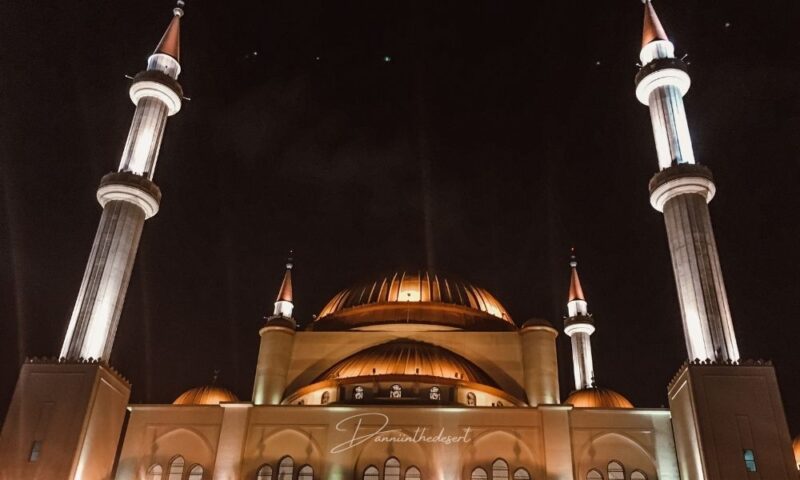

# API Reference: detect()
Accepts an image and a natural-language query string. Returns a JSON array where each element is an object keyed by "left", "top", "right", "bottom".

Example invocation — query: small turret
[{"left": 273, "top": 256, "right": 294, "bottom": 318}]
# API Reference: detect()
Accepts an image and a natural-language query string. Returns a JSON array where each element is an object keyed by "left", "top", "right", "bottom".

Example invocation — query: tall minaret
[
  {"left": 563, "top": 251, "right": 595, "bottom": 391},
  {"left": 253, "top": 257, "right": 298, "bottom": 405},
  {"left": 60, "top": 3, "right": 186, "bottom": 360},
  {"left": 636, "top": 0, "right": 739, "bottom": 362}
]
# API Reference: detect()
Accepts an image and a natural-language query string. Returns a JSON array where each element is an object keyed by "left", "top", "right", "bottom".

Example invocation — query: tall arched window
[
  {"left": 405, "top": 466, "right": 421, "bottom": 480},
  {"left": 512, "top": 468, "right": 530, "bottom": 480},
  {"left": 466, "top": 392, "right": 476, "bottom": 406},
  {"left": 364, "top": 465, "right": 380, "bottom": 480},
  {"left": 321, "top": 391, "right": 330, "bottom": 405},
  {"left": 607, "top": 461, "right": 624, "bottom": 480},
  {"left": 630, "top": 472, "right": 647, "bottom": 480},
  {"left": 187, "top": 465, "right": 203, "bottom": 480},
  {"left": 586, "top": 469, "right": 603, "bottom": 480},
  {"left": 279, "top": 457, "right": 294, "bottom": 480},
  {"left": 168, "top": 456, "right": 184, "bottom": 480},
  {"left": 385, "top": 458, "right": 401, "bottom": 480},
  {"left": 298, "top": 465, "right": 314, "bottom": 480},
  {"left": 257, "top": 465, "right": 273, "bottom": 480},
  {"left": 147, "top": 464, "right": 163, "bottom": 480},
  {"left": 492, "top": 460, "right": 509, "bottom": 480},
  {"left": 471, "top": 467, "right": 488, "bottom": 480}
]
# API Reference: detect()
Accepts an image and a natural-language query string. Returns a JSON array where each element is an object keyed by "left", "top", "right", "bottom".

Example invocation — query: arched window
[
  {"left": 187, "top": 465, "right": 203, "bottom": 480},
  {"left": 466, "top": 392, "right": 477, "bottom": 406},
  {"left": 278, "top": 457, "right": 294, "bottom": 480},
  {"left": 385, "top": 458, "right": 401, "bottom": 480},
  {"left": 607, "top": 461, "right": 624, "bottom": 480},
  {"left": 405, "top": 466, "right": 421, "bottom": 480},
  {"left": 743, "top": 450, "right": 757, "bottom": 472},
  {"left": 321, "top": 391, "right": 330, "bottom": 405},
  {"left": 364, "top": 466, "right": 380, "bottom": 480},
  {"left": 429, "top": 386, "right": 441, "bottom": 401},
  {"left": 390, "top": 384, "right": 402, "bottom": 399},
  {"left": 298, "top": 465, "right": 314, "bottom": 480},
  {"left": 495, "top": 401, "right": 504, "bottom": 407},
  {"left": 492, "top": 460, "right": 509, "bottom": 480},
  {"left": 354, "top": 386, "right": 365, "bottom": 400},
  {"left": 630, "top": 472, "right": 647, "bottom": 480},
  {"left": 168, "top": 456, "right": 184, "bottom": 480},
  {"left": 257, "top": 465, "right": 274, "bottom": 480},
  {"left": 512, "top": 468, "right": 530, "bottom": 480},
  {"left": 471, "top": 467, "right": 488, "bottom": 480},
  {"left": 586, "top": 469, "right": 603, "bottom": 480},
  {"left": 147, "top": 464, "right": 163, "bottom": 480}
]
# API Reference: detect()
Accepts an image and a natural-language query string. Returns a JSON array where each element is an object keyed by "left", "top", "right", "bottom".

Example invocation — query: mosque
[{"left": 0, "top": 2, "right": 798, "bottom": 480}]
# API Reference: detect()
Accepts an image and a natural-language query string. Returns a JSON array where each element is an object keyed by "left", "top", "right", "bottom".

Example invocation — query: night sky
[{"left": 2, "top": 1, "right": 800, "bottom": 433}]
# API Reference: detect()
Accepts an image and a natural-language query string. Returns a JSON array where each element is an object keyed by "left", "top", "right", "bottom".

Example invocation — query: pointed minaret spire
[
  {"left": 273, "top": 253, "right": 294, "bottom": 318},
  {"left": 567, "top": 249, "right": 588, "bottom": 316},
  {"left": 154, "top": 1, "right": 184, "bottom": 61},
  {"left": 635, "top": 2, "right": 739, "bottom": 362},
  {"left": 59, "top": 3, "right": 187, "bottom": 360},
  {"left": 563, "top": 249, "right": 596, "bottom": 391},
  {"left": 642, "top": 0, "right": 669, "bottom": 48}
]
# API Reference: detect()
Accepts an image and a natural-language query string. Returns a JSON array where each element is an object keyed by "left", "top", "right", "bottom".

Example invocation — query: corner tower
[
  {"left": 635, "top": 2, "right": 796, "bottom": 478},
  {"left": 253, "top": 257, "right": 298, "bottom": 405},
  {"left": 0, "top": 5, "right": 187, "bottom": 479}
]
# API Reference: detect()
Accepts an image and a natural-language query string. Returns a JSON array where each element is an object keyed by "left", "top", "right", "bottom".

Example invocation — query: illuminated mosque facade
[{"left": 1, "top": 2, "right": 798, "bottom": 480}]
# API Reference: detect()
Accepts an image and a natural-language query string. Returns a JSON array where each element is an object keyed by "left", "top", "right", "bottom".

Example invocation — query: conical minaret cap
[
  {"left": 642, "top": 0, "right": 669, "bottom": 48},
  {"left": 154, "top": 2, "right": 184, "bottom": 61},
  {"left": 276, "top": 259, "right": 293, "bottom": 303},
  {"left": 568, "top": 251, "right": 585, "bottom": 302}
]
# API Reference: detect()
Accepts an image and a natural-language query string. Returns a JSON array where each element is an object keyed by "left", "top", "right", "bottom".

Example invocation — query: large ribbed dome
[
  {"left": 312, "top": 270, "right": 514, "bottom": 331},
  {"left": 317, "top": 339, "right": 498, "bottom": 387}
]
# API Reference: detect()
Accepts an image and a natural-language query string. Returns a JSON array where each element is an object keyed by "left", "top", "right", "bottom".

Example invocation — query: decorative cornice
[
  {"left": 668, "top": 358, "right": 774, "bottom": 389},
  {"left": 24, "top": 356, "right": 131, "bottom": 387}
]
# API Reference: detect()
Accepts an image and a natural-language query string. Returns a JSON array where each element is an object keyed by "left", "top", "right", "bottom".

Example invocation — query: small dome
[
  {"left": 793, "top": 435, "right": 800, "bottom": 469},
  {"left": 565, "top": 387, "right": 634, "bottom": 409},
  {"left": 173, "top": 385, "right": 239, "bottom": 405},
  {"left": 318, "top": 339, "right": 498, "bottom": 387},
  {"left": 312, "top": 270, "right": 514, "bottom": 331}
]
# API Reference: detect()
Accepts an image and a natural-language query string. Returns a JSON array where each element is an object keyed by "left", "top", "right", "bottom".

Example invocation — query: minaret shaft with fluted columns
[
  {"left": 563, "top": 253, "right": 595, "bottom": 391},
  {"left": 636, "top": 0, "right": 739, "bottom": 362},
  {"left": 60, "top": 6, "right": 185, "bottom": 360}
]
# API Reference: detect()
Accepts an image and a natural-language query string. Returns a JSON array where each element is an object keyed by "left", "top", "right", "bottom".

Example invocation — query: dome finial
[
  {"left": 286, "top": 249, "right": 294, "bottom": 270},
  {"left": 212, "top": 368, "right": 220, "bottom": 385},
  {"left": 174, "top": 0, "right": 185, "bottom": 17}
]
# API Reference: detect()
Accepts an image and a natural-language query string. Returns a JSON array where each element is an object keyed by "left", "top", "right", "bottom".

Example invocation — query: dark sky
[{"left": 2, "top": 1, "right": 800, "bottom": 433}]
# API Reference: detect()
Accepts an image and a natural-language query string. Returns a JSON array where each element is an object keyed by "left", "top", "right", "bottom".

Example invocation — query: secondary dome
[
  {"left": 312, "top": 270, "right": 514, "bottom": 331},
  {"left": 318, "top": 339, "right": 498, "bottom": 387},
  {"left": 173, "top": 385, "right": 239, "bottom": 405},
  {"left": 565, "top": 387, "right": 634, "bottom": 409}
]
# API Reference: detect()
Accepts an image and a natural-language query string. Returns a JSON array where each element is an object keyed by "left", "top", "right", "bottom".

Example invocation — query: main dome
[{"left": 311, "top": 270, "right": 515, "bottom": 331}]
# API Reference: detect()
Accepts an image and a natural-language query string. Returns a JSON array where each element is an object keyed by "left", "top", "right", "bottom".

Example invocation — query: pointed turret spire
[
  {"left": 154, "top": 1, "right": 184, "bottom": 61},
  {"left": 568, "top": 250, "right": 585, "bottom": 302},
  {"left": 567, "top": 249, "right": 588, "bottom": 316},
  {"left": 273, "top": 253, "right": 295, "bottom": 318},
  {"left": 642, "top": 0, "right": 669, "bottom": 48}
]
